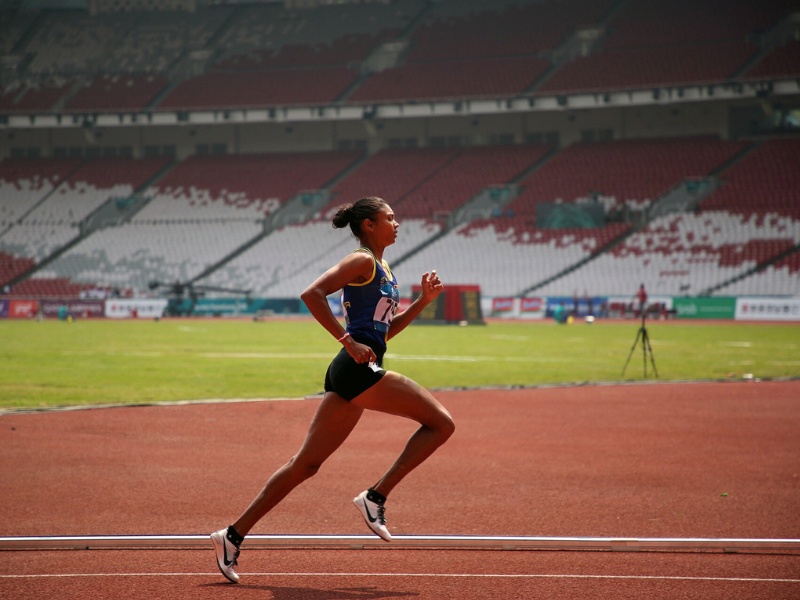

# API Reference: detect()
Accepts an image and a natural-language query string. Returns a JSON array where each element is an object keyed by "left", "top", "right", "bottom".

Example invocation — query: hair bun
[{"left": 332, "top": 204, "right": 353, "bottom": 229}]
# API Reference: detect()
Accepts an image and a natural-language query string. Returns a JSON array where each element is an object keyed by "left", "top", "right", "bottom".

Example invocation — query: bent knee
[{"left": 436, "top": 413, "right": 456, "bottom": 440}]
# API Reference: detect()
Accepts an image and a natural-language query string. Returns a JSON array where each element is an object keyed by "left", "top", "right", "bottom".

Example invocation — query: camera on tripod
[{"left": 622, "top": 302, "right": 658, "bottom": 378}]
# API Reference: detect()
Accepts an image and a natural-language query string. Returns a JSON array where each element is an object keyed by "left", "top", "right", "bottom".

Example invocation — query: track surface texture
[{"left": 1, "top": 380, "right": 799, "bottom": 599}]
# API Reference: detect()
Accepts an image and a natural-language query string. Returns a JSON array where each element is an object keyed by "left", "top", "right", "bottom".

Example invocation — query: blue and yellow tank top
[{"left": 342, "top": 248, "right": 399, "bottom": 353}]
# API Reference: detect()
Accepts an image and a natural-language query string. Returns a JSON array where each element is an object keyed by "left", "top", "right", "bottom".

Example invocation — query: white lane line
[{"left": 2, "top": 573, "right": 798, "bottom": 583}]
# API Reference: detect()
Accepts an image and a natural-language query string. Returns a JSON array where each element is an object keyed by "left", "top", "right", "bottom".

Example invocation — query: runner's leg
[
  {"left": 351, "top": 371, "right": 454, "bottom": 497},
  {"left": 232, "top": 392, "right": 363, "bottom": 536}
]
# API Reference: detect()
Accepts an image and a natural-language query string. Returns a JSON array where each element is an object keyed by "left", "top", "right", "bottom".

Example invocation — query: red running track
[{"left": 1, "top": 381, "right": 799, "bottom": 599}]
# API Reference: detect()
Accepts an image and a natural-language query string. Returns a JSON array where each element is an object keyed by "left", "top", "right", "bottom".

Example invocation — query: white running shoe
[
  {"left": 210, "top": 528, "right": 240, "bottom": 583},
  {"left": 353, "top": 490, "right": 392, "bottom": 542}
]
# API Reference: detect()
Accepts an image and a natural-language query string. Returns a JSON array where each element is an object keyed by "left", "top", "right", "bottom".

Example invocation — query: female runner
[{"left": 211, "top": 196, "right": 455, "bottom": 583}]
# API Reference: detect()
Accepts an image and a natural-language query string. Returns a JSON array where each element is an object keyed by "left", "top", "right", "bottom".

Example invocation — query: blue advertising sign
[{"left": 545, "top": 296, "right": 606, "bottom": 318}]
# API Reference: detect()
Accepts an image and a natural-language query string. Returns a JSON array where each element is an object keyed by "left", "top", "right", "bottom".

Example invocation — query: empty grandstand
[{"left": 1, "top": 0, "right": 799, "bottom": 315}]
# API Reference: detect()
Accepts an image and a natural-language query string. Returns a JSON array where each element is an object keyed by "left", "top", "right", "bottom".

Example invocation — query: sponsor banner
[
  {"left": 517, "top": 296, "right": 546, "bottom": 320},
  {"left": 492, "top": 297, "right": 515, "bottom": 314},
  {"left": 545, "top": 296, "right": 605, "bottom": 319},
  {"left": 520, "top": 297, "right": 544, "bottom": 314},
  {"left": 41, "top": 299, "right": 105, "bottom": 319},
  {"left": 164, "top": 298, "right": 301, "bottom": 317},
  {"left": 186, "top": 298, "right": 251, "bottom": 316},
  {"left": 736, "top": 297, "right": 800, "bottom": 321},
  {"left": 486, "top": 296, "right": 546, "bottom": 320},
  {"left": 673, "top": 297, "right": 736, "bottom": 319},
  {"left": 105, "top": 299, "right": 168, "bottom": 319},
  {"left": 0, "top": 299, "right": 8, "bottom": 318},
  {"left": 9, "top": 299, "right": 38, "bottom": 318}
]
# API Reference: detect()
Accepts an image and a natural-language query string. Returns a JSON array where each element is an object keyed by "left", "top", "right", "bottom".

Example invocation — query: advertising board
[{"left": 736, "top": 297, "right": 800, "bottom": 321}]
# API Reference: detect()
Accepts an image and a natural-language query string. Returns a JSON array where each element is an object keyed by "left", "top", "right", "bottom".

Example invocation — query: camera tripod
[{"left": 621, "top": 310, "right": 658, "bottom": 378}]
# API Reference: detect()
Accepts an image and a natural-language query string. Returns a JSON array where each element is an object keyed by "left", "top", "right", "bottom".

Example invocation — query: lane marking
[{"left": 1, "top": 572, "right": 798, "bottom": 583}]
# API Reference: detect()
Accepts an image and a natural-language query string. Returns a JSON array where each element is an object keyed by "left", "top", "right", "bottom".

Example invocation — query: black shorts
[{"left": 324, "top": 347, "right": 386, "bottom": 401}]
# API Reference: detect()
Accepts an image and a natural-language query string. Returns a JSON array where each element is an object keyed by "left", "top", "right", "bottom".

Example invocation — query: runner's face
[{"left": 371, "top": 204, "right": 398, "bottom": 246}]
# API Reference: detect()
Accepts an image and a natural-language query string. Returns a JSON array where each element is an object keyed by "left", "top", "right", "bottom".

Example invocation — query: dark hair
[{"left": 332, "top": 196, "right": 386, "bottom": 238}]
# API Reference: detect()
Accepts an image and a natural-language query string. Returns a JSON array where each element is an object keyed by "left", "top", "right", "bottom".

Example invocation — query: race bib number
[{"left": 372, "top": 296, "right": 398, "bottom": 333}]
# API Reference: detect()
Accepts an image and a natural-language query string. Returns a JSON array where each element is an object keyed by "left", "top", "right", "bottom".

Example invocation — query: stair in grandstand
[
  {"left": 701, "top": 243, "right": 800, "bottom": 296},
  {"left": 452, "top": 184, "right": 520, "bottom": 226},
  {"left": 80, "top": 192, "right": 150, "bottom": 234},
  {"left": 337, "top": 1, "right": 431, "bottom": 104},
  {"left": 8, "top": 10, "right": 45, "bottom": 56},
  {"left": 391, "top": 225, "right": 451, "bottom": 271},
  {"left": 10, "top": 160, "right": 85, "bottom": 225},
  {"left": 524, "top": 0, "right": 624, "bottom": 94},
  {"left": 648, "top": 177, "right": 720, "bottom": 220},
  {"left": 80, "top": 158, "right": 176, "bottom": 233},
  {"left": 4, "top": 229, "right": 88, "bottom": 291},
  {"left": 519, "top": 224, "right": 636, "bottom": 296},
  {"left": 731, "top": 10, "right": 799, "bottom": 79},
  {"left": 51, "top": 79, "right": 86, "bottom": 113},
  {"left": 269, "top": 190, "right": 331, "bottom": 229},
  {"left": 189, "top": 227, "right": 269, "bottom": 288}
]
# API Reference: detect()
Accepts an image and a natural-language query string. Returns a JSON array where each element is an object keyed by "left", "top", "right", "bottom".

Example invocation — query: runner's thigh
[{"left": 351, "top": 371, "right": 452, "bottom": 427}]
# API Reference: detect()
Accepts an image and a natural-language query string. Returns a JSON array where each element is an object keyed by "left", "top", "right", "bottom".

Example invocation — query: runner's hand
[
  {"left": 420, "top": 269, "right": 443, "bottom": 300},
  {"left": 343, "top": 337, "right": 377, "bottom": 364}
]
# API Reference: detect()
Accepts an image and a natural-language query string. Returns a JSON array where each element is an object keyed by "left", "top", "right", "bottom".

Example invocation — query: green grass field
[{"left": 2, "top": 317, "right": 799, "bottom": 409}]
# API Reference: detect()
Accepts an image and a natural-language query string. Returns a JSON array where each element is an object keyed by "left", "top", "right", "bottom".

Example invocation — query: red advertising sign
[
  {"left": 492, "top": 297, "right": 514, "bottom": 312},
  {"left": 520, "top": 297, "right": 543, "bottom": 313},
  {"left": 9, "top": 300, "right": 38, "bottom": 318}
]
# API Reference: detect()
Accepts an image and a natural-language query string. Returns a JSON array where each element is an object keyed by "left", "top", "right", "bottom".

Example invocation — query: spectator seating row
[
  {"left": 12, "top": 151, "right": 361, "bottom": 293},
  {"left": 0, "top": 78, "right": 73, "bottom": 113},
  {"left": 0, "top": 158, "right": 83, "bottom": 225},
  {"left": 35, "top": 221, "right": 263, "bottom": 294},
  {"left": 408, "top": 0, "right": 616, "bottom": 61},
  {"left": 0, "top": 157, "right": 170, "bottom": 287},
  {"left": 198, "top": 218, "right": 443, "bottom": 298},
  {"left": 398, "top": 221, "right": 619, "bottom": 297},
  {"left": 23, "top": 12, "right": 127, "bottom": 77},
  {"left": 395, "top": 144, "right": 552, "bottom": 219},
  {"left": 0, "top": 251, "right": 35, "bottom": 287},
  {"left": 508, "top": 137, "right": 749, "bottom": 216},
  {"left": 701, "top": 138, "right": 800, "bottom": 217},
  {"left": 538, "top": 0, "right": 791, "bottom": 94},
  {"left": 603, "top": 0, "right": 786, "bottom": 48},
  {"left": 216, "top": 35, "right": 385, "bottom": 70},
  {"left": 719, "top": 251, "right": 800, "bottom": 296},
  {"left": 347, "top": 0, "right": 614, "bottom": 103},
  {"left": 536, "top": 211, "right": 800, "bottom": 297},
  {"left": 323, "top": 146, "right": 461, "bottom": 218},
  {"left": 0, "top": 9, "right": 36, "bottom": 55},
  {"left": 214, "top": 0, "right": 421, "bottom": 67},
  {"left": 348, "top": 56, "right": 551, "bottom": 104},
  {"left": 140, "top": 152, "right": 362, "bottom": 222},
  {"left": 744, "top": 40, "right": 800, "bottom": 80},
  {"left": 6, "top": 276, "right": 95, "bottom": 298},
  {"left": 161, "top": 1, "right": 423, "bottom": 109},
  {"left": 537, "top": 40, "right": 758, "bottom": 94},
  {"left": 98, "top": 9, "right": 226, "bottom": 74},
  {"left": 3, "top": 138, "right": 799, "bottom": 299},
  {"left": 158, "top": 67, "right": 360, "bottom": 110},
  {"left": 65, "top": 74, "right": 170, "bottom": 112},
  {"left": 3, "top": 0, "right": 798, "bottom": 112},
  {"left": 1, "top": 223, "right": 82, "bottom": 266}
]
